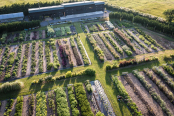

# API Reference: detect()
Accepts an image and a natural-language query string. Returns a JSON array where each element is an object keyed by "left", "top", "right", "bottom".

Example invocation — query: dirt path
[
  {"left": 22, "top": 96, "right": 29, "bottom": 116},
  {"left": 50, "top": 45, "right": 54, "bottom": 71},
  {"left": 33, "top": 94, "right": 36, "bottom": 116},
  {"left": 65, "top": 88, "right": 72, "bottom": 116},
  {"left": 0, "top": 100, "right": 6, "bottom": 116},
  {"left": 141, "top": 72, "right": 174, "bottom": 115},
  {"left": 43, "top": 41, "right": 47, "bottom": 72},
  {"left": 26, "top": 43, "right": 32, "bottom": 76},
  {"left": 34, "top": 42, "right": 39, "bottom": 74},
  {"left": 128, "top": 73, "right": 165, "bottom": 116},
  {"left": 74, "top": 39, "right": 85, "bottom": 65},
  {"left": 61, "top": 40, "right": 70, "bottom": 68},
  {"left": 46, "top": 92, "right": 53, "bottom": 116},
  {"left": 42, "top": 30, "right": 46, "bottom": 39},
  {"left": 10, "top": 99, "right": 17, "bottom": 116},
  {"left": 118, "top": 76, "right": 151, "bottom": 116},
  {"left": 55, "top": 40, "right": 63, "bottom": 69},
  {"left": 67, "top": 38, "right": 77, "bottom": 67},
  {"left": 0, "top": 47, "right": 5, "bottom": 65},
  {"left": 17, "top": 44, "right": 25, "bottom": 78}
]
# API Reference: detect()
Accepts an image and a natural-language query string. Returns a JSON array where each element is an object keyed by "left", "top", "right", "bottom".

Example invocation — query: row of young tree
[
  {"left": 0, "top": 0, "right": 63, "bottom": 16},
  {"left": 0, "top": 20, "right": 40, "bottom": 33},
  {"left": 109, "top": 12, "right": 174, "bottom": 35}
]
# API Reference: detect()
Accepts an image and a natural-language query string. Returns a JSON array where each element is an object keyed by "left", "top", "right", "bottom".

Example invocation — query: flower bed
[
  {"left": 70, "top": 37, "right": 82, "bottom": 66},
  {"left": 54, "top": 87, "right": 70, "bottom": 116},
  {"left": 58, "top": 40, "right": 67, "bottom": 67},
  {"left": 55, "top": 28, "right": 61, "bottom": 37},
  {"left": 122, "top": 45, "right": 133, "bottom": 56},
  {"left": 98, "top": 33, "right": 119, "bottom": 59},
  {"left": 88, "top": 24, "right": 98, "bottom": 32},
  {"left": 74, "top": 37, "right": 90, "bottom": 65},
  {"left": 96, "top": 24, "right": 104, "bottom": 31},
  {"left": 114, "top": 28, "right": 136, "bottom": 51},
  {"left": 152, "top": 66, "right": 174, "bottom": 90},
  {"left": 45, "top": 41, "right": 51, "bottom": 70},
  {"left": 38, "top": 41, "right": 43, "bottom": 73},
  {"left": 163, "top": 65, "right": 174, "bottom": 77},
  {"left": 143, "top": 68, "right": 174, "bottom": 105},
  {"left": 81, "top": 24, "right": 88, "bottom": 33},
  {"left": 109, "top": 31, "right": 123, "bottom": 46},
  {"left": 74, "top": 83, "right": 94, "bottom": 116},
  {"left": 65, "top": 26, "right": 71, "bottom": 35},
  {"left": 103, "top": 32, "right": 123, "bottom": 55},
  {"left": 61, "top": 27, "right": 65, "bottom": 36},
  {"left": 64, "top": 44, "right": 73, "bottom": 67},
  {"left": 47, "top": 26, "right": 55, "bottom": 38},
  {"left": 36, "top": 91, "right": 47, "bottom": 116},
  {"left": 4, "top": 99, "right": 14, "bottom": 116},
  {"left": 14, "top": 96, "right": 23, "bottom": 116},
  {"left": 67, "top": 85, "right": 80, "bottom": 116},
  {"left": 132, "top": 70, "right": 172, "bottom": 116},
  {"left": 86, "top": 34, "right": 104, "bottom": 62},
  {"left": 93, "top": 34, "right": 112, "bottom": 60},
  {"left": 21, "top": 43, "right": 29, "bottom": 76}
]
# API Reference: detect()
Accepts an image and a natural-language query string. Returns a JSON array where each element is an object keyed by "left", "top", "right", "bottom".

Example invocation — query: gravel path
[
  {"left": 43, "top": 41, "right": 47, "bottom": 72},
  {"left": 0, "top": 100, "right": 6, "bottom": 116},
  {"left": 142, "top": 72, "right": 174, "bottom": 115},
  {"left": 22, "top": 96, "right": 29, "bottom": 116},
  {"left": 35, "top": 42, "right": 39, "bottom": 74},
  {"left": 26, "top": 43, "right": 32, "bottom": 76},
  {"left": 128, "top": 73, "right": 166, "bottom": 116},
  {"left": 118, "top": 76, "right": 151, "bottom": 116},
  {"left": 17, "top": 44, "right": 25, "bottom": 78}
]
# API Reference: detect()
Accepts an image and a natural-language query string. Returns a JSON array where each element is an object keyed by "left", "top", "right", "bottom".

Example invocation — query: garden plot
[
  {"left": 92, "top": 34, "right": 113, "bottom": 60},
  {"left": 88, "top": 24, "right": 99, "bottom": 32},
  {"left": 0, "top": 47, "right": 6, "bottom": 65},
  {"left": 70, "top": 25, "right": 77, "bottom": 35},
  {"left": 55, "top": 28, "right": 61, "bottom": 37},
  {"left": 49, "top": 43, "right": 54, "bottom": 71},
  {"left": 34, "top": 42, "right": 39, "bottom": 74},
  {"left": 55, "top": 40, "right": 63, "bottom": 69},
  {"left": 91, "top": 80, "right": 115, "bottom": 116},
  {"left": 42, "top": 41, "right": 47, "bottom": 72},
  {"left": 26, "top": 43, "right": 32, "bottom": 76},
  {"left": 101, "top": 23, "right": 110, "bottom": 30},
  {"left": 13, "top": 33, "right": 19, "bottom": 43}
]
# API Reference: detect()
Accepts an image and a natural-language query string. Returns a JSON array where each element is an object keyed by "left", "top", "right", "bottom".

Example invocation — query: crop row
[
  {"left": 50, "top": 39, "right": 60, "bottom": 69},
  {"left": 114, "top": 28, "right": 136, "bottom": 51},
  {"left": 67, "top": 85, "right": 80, "bottom": 116},
  {"left": 111, "top": 75, "right": 142, "bottom": 116},
  {"left": 152, "top": 66, "right": 174, "bottom": 90},
  {"left": 88, "top": 24, "right": 98, "bottom": 32},
  {"left": 96, "top": 24, "right": 104, "bottom": 31},
  {"left": 54, "top": 87, "right": 70, "bottom": 116},
  {"left": 98, "top": 33, "right": 119, "bottom": 59},
  {"left": 4, "top": 99, "right": 14, "bottom": 116},
  {"left": 87, "top": 34, "right": 104, "bottom": 61},
  {"left": 55, "top": 28, "right": 61, "bottom": 37},
  {"left": 65, "top": 26, "right": 71, "bottom": 35},
  {"left": 31, "top": 41, "right": 36, "bottom": 75},
  {"left": 65, "top": 43, "right": 74, "bottom": 67},
  {"left": 74, "top": 37, "right": 90, "bottom": 65},
  {"left": 14, "top": 96, "right": 23, "bottom": 116},
  {"left": 104, "top": 32, "right": 123, "bottom": 55},
  {"left": 45, "top": 41, "right": 52, "bottom": 70},
  {"left": 132, "top": 70, "right": 172, "bottom": 116},
  {"left": 21, "top": 43, "right": 29, "bottom": 76},
  {"left": 28, "top": 94, "right": 34, "bottom": 116},
  {"left": 36, "top": 91, "right": 47, "bottom": 116},
  {"left": 81, "top": 24, "right": 88, "bottom": 33},
  {"left": 70, "top": 37, "right": 83, "bottom": 66},
  {"left": 38, "top": 41, "right": 43, "bottom": 73},
  {"left": 93, "top": 34, "right": 112, "bottom": 60},
  {"left": 74, "top": 83, "right": 94, "bottom": 116},
  {"left": 122, "top": 45, "right": 133, "bottom": 56},
  {"left": 47, "top": 91, "right": 56, "bottom": 115},
  {"left": 143, "top": 68, "right": 174, "bottom": 104},
  {"left": 163, "top": 65, "right": 174, "bottom": 77},
  {"left": 12, "top": 45, "right": 22, "bottom": 77},
  {"left": 58, "top": 40, "right": 67, "bottom": 67}
]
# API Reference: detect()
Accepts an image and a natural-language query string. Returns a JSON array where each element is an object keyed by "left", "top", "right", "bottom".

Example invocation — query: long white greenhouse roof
[
  {"left": 0, "top": 12, "right": 24, "bottom": 20},
  {"left": 29, "top": 1, "right": 104, "bottom": 13}
]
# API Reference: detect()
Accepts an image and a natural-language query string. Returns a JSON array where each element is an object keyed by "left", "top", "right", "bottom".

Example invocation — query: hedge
[{"left": 0, "top": 20, "right": 40, "bottom": 34}]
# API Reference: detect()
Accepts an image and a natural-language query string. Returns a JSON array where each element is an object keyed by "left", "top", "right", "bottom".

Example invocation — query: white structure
[{"left": 0, "top": 12, "right": 24, "bottom": 23}]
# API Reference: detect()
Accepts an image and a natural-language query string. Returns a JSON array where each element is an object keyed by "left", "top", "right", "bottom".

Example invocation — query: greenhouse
[{"left": 0, "top": 12, "right": 24, "bottom": 23}]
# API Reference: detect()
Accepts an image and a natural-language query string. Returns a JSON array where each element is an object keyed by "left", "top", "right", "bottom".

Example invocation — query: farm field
[
  {"left": 0, "top": 80, "right": 114, "bottom": 116},
  {"left": 0, "top": 20, "right": 174, "bottom": 116}
]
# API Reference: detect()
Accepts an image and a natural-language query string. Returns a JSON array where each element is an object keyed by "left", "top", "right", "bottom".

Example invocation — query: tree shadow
[{"left": 0, "top": 90, "right": 20, "bottom": 100}]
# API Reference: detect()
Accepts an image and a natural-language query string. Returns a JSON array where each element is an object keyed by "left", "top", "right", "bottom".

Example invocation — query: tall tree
[{"left": 163, "top": 9, "right": 174, "bottom": 23}]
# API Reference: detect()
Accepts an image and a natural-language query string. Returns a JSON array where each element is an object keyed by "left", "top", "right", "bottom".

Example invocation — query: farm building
[
  {"left": 28, "top": 1, "right": 105, "bottom": 20},
  {"left": 0, "top": 12, "right": 24, "bottom": 23}
]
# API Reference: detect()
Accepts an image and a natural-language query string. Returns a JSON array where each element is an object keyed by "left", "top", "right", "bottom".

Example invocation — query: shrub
[
  {"left": 47, "top": 26, "right": 55, "bottom": 37},
  {"left": 96, "top": 111, "right": 105, "bottom": 116},
  {"left": 106, "top": 64, "right": 112, "bottom": 70},
  {"left": 14, "top": 96, "right": 23, "bottom": 116},
  {"left": 4, "top": 99, "right": 14, "bottom": 116},
  {"left": 85, "top": 68, "right": 95, "bottom": 76},
  {"left": 85, "top": 80, "right": 92, "bottom": 93},
  {"left": 66, "top": 71, "right": 72, "bottom": 78},
  {"left": 0, "top": 81, "right": 24, "bottom": 93}
]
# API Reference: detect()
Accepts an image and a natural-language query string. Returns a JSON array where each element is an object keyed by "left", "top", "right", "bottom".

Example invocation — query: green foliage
[
  {"left": 96, "top": 111, "right": 105, "bottom": 116},
  {"left": 163, "top": 9, "right": 174, "bottom": 23},
  {"left": 38, "top": 41, "right": 44, "bottom": 73},
  {"left": 36, "top": 91, "right": 47, "bottom": 116},
  {"left": 66, "top": 71, "right": 72, "bottom": 78},
  {"left": 47, "top": 91, "right": 56, "bottom": 115},
  {"left": 4, "top": 99, "right": 14, "bottom": 116},
  {"left": 54, "top": 87, "right": 70, "bottom": 116},
  {"left": 85, "top": 68, "right": 95, "bottom": 76},
  {"left": 65, "top": 26, "right": 71, "bottom": 35},
  {"left": 85, "top": 80, "right": 92, "bottom": 93},
  {"left": 47, "top": 26, "right": 55, "bottom": 38},
  {"left": 14, "top": 96, "right": 23, "bottom": 116},
  {"left": 0, "top": 81, "right": 23, "bottom": 93},
  {"left": 28, "top": 94, "right": 34, "bottom": 116},
  {"left": 74, "top": 83, "right": 94, "bottom": 116}
]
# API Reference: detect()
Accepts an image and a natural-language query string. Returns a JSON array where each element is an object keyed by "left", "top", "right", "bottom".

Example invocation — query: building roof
[
  {"left": 62, "top": 1, "right": 94, "bottom": 7},
  {"left": 28, "top": 1, "right": 105, "bottom": 14},
  {"left": 94, "top": 1, "right": 105, "bottom": 5},
  {"left": 0, "top": 12, "right": 24, "bottom": 20},
  {"left": 29, "top": 5, "right": 64, "bottom": 13}
]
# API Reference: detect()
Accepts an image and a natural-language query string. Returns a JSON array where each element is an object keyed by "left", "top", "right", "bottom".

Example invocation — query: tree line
[
  {"left": 0, "top": 20, "right": 40, "bottom": 33},
  {"left": 109, "top": 12, "right": 174, "bottom": 36}
]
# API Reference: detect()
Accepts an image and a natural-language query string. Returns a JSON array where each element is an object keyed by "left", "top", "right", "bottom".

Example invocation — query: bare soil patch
[
  {"left": 0, "top": 100, "right": 7, "bottom": 116},
  {"left": 74, "top": 39, "right": 84, "bottom": 65},
  {"left": 10, "top": 99, "right": 17, "bottom": 116},
  {"left": 22, "top": 96, "right": 29, "bottom": 116},
  {"left": 43, "top": 41, "right": 47, "bottom": 72},
  {"left": 42, "top": 30, "right": 46, "bottom": 39},
  {"left": 35, "top": 42, "right": 39, "bottom": 74},
  {"left": 17, "top": 44, "right": 25, "bottom": 78},
  {"left": 26, "top": 43, "right": 32, "bottom": 76}
]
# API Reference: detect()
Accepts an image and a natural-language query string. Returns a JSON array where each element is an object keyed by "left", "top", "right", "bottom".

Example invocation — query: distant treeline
[
  {"left": 0, "top": 20, "right": 40, "bottom": 33},
  {"left": 0, "top": 1, "right": 63, "bottom": 16},
  {"left": 107, "top": 4, "right": 174, "bottom": 35}
]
